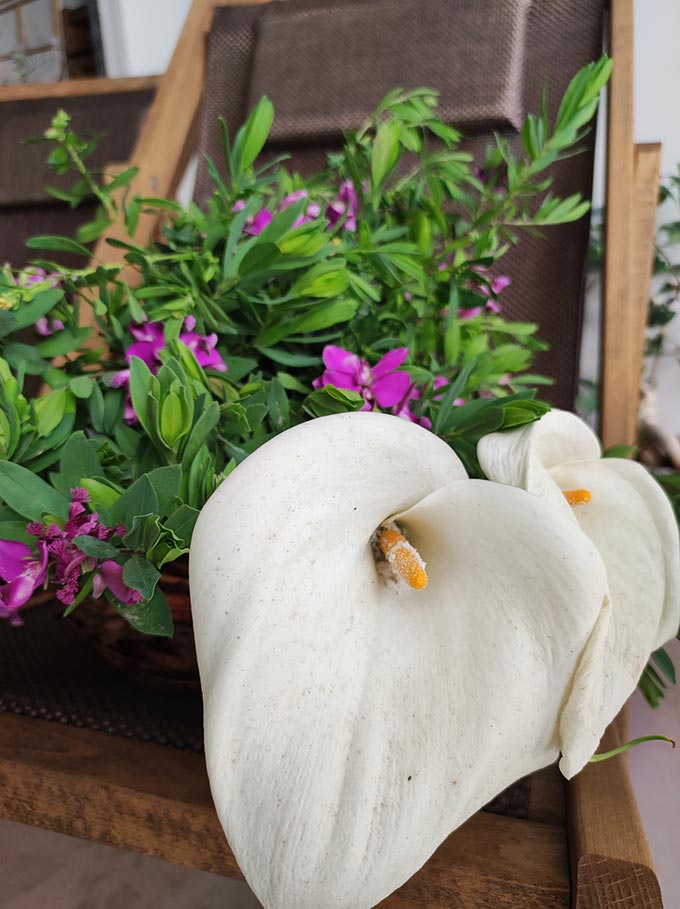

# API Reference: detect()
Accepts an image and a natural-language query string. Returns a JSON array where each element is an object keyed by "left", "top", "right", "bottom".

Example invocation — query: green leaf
[
  {"left": 182, "top": 401, "right": 220, "bottom": 467},
  {"left": 266, "top": 379, "right": 289, "bottom": 431},
  {"left": 80, "top": 478, "right": 121, "bottom": 510},
  {"left": 165, "top": 504, "right": 200, "bottom": 546},
  {"left": 289, "top": 298, "right": 359, "bottom": 335},
  {"left": 73, "top": 534, "right": 120, "bottom": 559},
  {"left": 160, "top": 392, "right": 186, "bottom": 447},
  {"left": 59, "top": 431, "right": 102, "bottom": 489},
  {"left": 371, "top": 120, "right": 401, "bottom": 190},
  {"left": 0, "top": 460, "right": 69, "bottom": 521},
  {"left": 69, "top": 375, "right": 95, "bottom": 399},
  {"left": 303, "top": 386, "right": 364, "bottom": 418},
  {"left": 37, "top": 328, "right": 92, "bottom": 358},
  {"left": 25, "top": 235, "right": 91, "bottom": 257},
  {"left": 4, "top": 289, "right": 63, "bottom": 334},
  {"left": 146, "top": 465, "right": 182, "bottom": 514},
  {"left": 115, "top": 584, "right": 173, "bottom": 637},
  {"left": 111, "top": 475, "right": 159, "bottom": 526},
  {"left": 236, "top": 96, "right": 275, "bottom": 174},
  {"left": 123, "top": 555, "right": 161, "bottom": 599},
  {"left": 106, "top": 165, "right": 139, "bottom": 192},
  {"left": 4, "top": 343, "right": 50, "bottom": 376},
  {"left": 652, "top": 647, "right": 677, "bottom": 685}
]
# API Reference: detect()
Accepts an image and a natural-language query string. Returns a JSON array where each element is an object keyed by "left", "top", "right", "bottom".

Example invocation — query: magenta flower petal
[
  {"left": 130, "top": 321, "right": 164, "bottom": 345},
  {"left": 372, "top": 371, "right": 412, "bottom": 408},
  {"left": 322, "top": 345, "right": 361, "bottom": 375},
  {"left": 372, "top": 347, "right": 409, "bottom": 378},
  {"left": 458, "top": 306, "right": 483, "bottom": 320},
  {"left": 110, "top": 368, "right": 131, "bottom": 389},
  {"left": 245, "top": 210, "right": 273, "bottom": 236},
  {"left": 0, "top": 540, "right": 34, "bottom": 581},
  {"left": 126, "top": 341, "right": 160, "bottom": 369},
  {"left": 320, "top": 369, "right": 362, "bottom": 393},
  {"left": 280, "top": 190, "right": 308, "bottom": 210},
  {"left": 491, "top": 275, "right": 511, "bottom": 294},
  {"left": 94, "top": 560, "right": 144, "bottom": 605}
]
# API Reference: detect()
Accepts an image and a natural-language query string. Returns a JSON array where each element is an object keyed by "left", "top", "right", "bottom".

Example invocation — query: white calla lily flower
[
  {"left": 478, "top": 409, "right": 680, "bottom": 774},
  {"left": 190, "top": 412, "right": 614, "bottom": 909}
]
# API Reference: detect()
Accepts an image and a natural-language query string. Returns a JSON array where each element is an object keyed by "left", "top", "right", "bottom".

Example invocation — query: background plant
[{"left": 0, "top": 58, "right": 612, "bottom": 636}]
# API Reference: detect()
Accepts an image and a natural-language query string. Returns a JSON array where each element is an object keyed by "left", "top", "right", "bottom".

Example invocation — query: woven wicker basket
[{"left": 69, "top": 558, "right": 200, "bottom": 690}]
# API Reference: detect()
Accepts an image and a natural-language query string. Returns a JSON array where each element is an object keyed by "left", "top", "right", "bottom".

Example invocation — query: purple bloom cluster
[
  {"left": 0, "top": 489, "right": 142, "bottom": 624},
  {"left": 458, "top": 271, "right": 511, "bottom": 320},
  {"left": 233, "top": 180, "right": 359, "bottom": 238},
  {"left": 313, "top": 345, "right": 453, "bottom": 429},
  {"left": 27, "top": 488, "right": 140, "bottom": 608},
  {"left": 112, "top": 317, "right": 227, "bottom": 422}
]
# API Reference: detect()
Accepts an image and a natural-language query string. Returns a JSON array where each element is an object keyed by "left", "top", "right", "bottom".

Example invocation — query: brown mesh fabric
[
  {"left": 0, "top": 88, "right": 154, "bottom": 268},
  {"left": 195, "top": 0, "right": 605, "bottom": 409}
]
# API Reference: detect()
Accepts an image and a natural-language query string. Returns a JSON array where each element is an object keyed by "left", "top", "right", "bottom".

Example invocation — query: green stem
[{"left": 589, "top": 735, "right": 676, "bottom": 763}]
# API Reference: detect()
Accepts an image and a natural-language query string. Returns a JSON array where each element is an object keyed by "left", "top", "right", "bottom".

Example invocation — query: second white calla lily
[
  {"left": 478, "top": 409, "right": 680, "bottom": 774},
  {"left": 189, "top": 412, "right": 621, "bottom": 909}
]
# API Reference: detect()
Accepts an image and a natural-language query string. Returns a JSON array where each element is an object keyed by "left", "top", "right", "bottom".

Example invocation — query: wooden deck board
[{"left": 0, "top": 713, "right": 570, "bottom": 906}]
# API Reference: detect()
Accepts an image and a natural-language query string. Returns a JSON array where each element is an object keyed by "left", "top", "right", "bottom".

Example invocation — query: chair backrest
[
  {"left": 0, "top": 79, "right": 156, "bottom": 269},
  {"left": 193, "top": 0, "right": 606, "bottom": 411}
]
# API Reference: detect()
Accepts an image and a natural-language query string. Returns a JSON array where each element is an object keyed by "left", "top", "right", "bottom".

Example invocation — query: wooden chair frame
[{"left": 0, "top": 1, "right": 665, "bottom": 905}]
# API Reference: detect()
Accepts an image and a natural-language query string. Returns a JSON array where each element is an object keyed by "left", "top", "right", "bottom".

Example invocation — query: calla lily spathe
[
  {"left": 478, "top": 409, "right": 680, "bottom": 775},
  {"left": 190, "top": 412, "right": 618, "bottom": 909}
]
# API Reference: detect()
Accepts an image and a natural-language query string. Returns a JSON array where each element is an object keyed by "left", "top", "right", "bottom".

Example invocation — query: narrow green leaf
[
  {"left": 237, "top": 96, "right": 275, "bottom": 174},
  {"left": 73, "top": 535, "right": 120, "bottom": 559},
  {"left": 0, "top": 460, "right": 69, "bottom": 521},
  {"left": 26, "top": 235, "right": 91, "bottom": 256}
]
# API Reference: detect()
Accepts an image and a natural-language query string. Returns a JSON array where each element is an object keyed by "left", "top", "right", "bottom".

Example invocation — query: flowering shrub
[{"left": 0, "top": 58, "right": 613, "bottom": 633}]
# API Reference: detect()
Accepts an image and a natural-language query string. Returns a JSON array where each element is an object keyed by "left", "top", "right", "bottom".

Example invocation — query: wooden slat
[
  {"left": 601, "top": 0, "right": 636, "bottom": 449},
  {"left": 0, "top": 712, "right": 570, "bottom": 907},
  {"left": 0, "top": 76, "right": 159, "bottom": 102},
  {"left": 90, "top": 0, "right": 269, "bottom": 271},
  {"left": 567, "top": 715, "right": 662, "bottom": 908},
  {"left": 377, "top": 812, "right": 570, "bottom": 908},
  {"left": 629, "top": 143, "right": 662, "bottom": 437}
]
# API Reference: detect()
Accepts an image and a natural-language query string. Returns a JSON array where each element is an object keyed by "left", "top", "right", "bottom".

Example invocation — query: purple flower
[
  {"left": 280, "top": 190, "right": 321, "bottom": 228},
  {"left": 179, "top": 316, "right": 227, "bottom": 372},
  {"left": 15, "top": 267, "right": 61, "bottom": 289},
  {"left": 244, "top": 209, "right": 273, "bottom": 236},
  {"left": 313, "top": 345, "right": 411, "bottom": 410},
  {"left": 459, "top": 272, "right": 511, "bottom": 319},
  {"left": 92, "top": 561, "right": 143, "bottom": 606},
  {"left": 326, "top": 180, "right": 359, "bottom": 232},
  {"left": 112, "top": 318, "right": 226, "bottom": 421},
  {"left": 393, "top": 376, "right": 452, "bottom": 429},
  {"left": 0, "top": 539, "right": 48, "bottom": 624},
  {"left": 29, "top": 488, "right": 126, "bottom": 607},
  {"left": 35, "top": 316, "right": 65, "bottom": 336},
  {"left": 126, "top": 321, "right": 165, "bottom": 368}
]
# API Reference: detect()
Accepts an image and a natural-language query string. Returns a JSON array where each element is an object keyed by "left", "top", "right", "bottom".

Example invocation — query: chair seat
[{"left": 0, "top": 711, "right": 570, "bottom": 906}]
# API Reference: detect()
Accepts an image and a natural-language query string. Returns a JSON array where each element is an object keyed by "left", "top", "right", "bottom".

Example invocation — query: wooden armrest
[{"left": 568, "top": 710, "right": 662, "bottom": 908}]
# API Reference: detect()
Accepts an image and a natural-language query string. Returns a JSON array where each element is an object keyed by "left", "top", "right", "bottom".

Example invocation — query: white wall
[
  {"left": 634, "top": 0, "right": 680, "bottom": 432},
  {"left": 581, "top": 1, "right": 680, "bottom": 431},
  {"left": 97, "top": 0, "right": 192, "bottom": 78}
]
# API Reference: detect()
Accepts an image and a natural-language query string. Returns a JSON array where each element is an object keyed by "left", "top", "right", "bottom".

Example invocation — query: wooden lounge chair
[{"left": 0, "top": 0, "right": 664, "bottom": 905}]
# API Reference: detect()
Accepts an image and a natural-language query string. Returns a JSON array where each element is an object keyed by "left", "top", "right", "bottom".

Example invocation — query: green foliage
[{"left": 0, "top": 62, "right": 612, "bottom": 634}]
